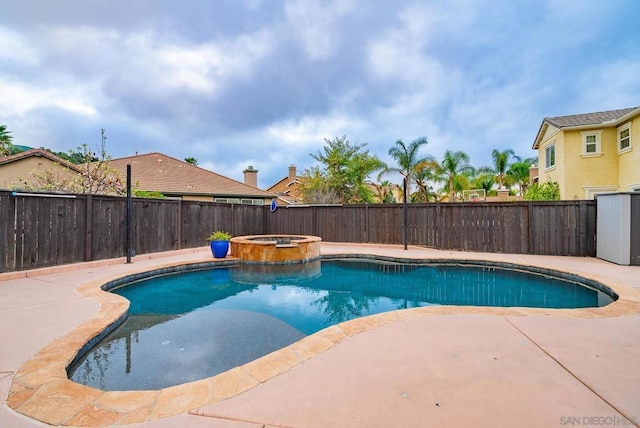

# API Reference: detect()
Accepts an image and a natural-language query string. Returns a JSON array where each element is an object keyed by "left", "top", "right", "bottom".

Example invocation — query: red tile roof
[{"left": 107, "top": 152, "right": 275, "bottom": 198}]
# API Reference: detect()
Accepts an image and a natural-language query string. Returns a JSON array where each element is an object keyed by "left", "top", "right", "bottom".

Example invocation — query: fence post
[
  {"left": 126, "top": 164, "right": 132, "bottom": 263},
  {"left": 527, "top": 202, "right": 534, "bottom": 255},
  {"left": 176, "top": 199, "right": 182, "bottom": 250},
  {"left": 85, "top": 194, "right": 92, "bottom": 261},
  {"left": 403, "top": 177, "right": 408, "bottom": 250}
]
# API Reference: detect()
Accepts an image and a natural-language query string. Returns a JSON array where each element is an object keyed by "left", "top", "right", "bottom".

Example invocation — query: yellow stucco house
[{"left": 532, "top": 106, "right": 640, "bottom": 199}]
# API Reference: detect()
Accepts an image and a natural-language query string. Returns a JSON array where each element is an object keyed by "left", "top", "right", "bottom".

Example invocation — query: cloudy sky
[{"left": 1, "top": 0, "right": 639, "bottom": 189}]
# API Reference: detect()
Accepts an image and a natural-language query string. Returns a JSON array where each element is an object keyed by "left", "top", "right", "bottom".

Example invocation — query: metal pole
[
  {"left": 403, "top": 176, "right": 408, "bottom": 250},
  {"left": 10, "top": 191, "right": 76, "bottom": 199},
  {"left": 126, "top": 164, "right": 132, "bottom": 263}
]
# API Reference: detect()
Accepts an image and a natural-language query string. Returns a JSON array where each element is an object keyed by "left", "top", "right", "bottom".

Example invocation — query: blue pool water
[{"left": 68, "top": 259, "right": 614, "bottom": 390}]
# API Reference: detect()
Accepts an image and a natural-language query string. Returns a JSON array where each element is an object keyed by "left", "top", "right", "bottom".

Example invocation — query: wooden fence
[{"left": 0, "top": 190, "right": 596, "bottom": 272}]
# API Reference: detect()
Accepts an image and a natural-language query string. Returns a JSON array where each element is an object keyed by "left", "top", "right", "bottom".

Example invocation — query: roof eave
[
  {"left": 161, "top": 191, "right": 273, "bottom": 199},
  {"left": 613, "top": 106, "right": 640, "bottom": 125},
  {"left": 553, "top": 112, "right": 639, "bottom": 132},
  {"left": 532, "top": 121, "right": 548, "bottom": 149}
]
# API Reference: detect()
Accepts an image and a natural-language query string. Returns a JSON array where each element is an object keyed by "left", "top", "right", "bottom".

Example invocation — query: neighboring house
[
  {"left": 532, "top": 106, "right": 640, "bottom": 199},
  {"left": 266, "top": 165, "right": 305, "bottom": 205},
  {"left": 108, "top": 152, "right": 274, "bottom": 204},
  {"left": 0, "top": 148, "right": 81, "bottom": 190}
]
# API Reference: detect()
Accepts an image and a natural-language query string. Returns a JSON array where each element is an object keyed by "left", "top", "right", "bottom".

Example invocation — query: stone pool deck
[{"left": 1, "top": 243, "right": 639, "bottom": 427}]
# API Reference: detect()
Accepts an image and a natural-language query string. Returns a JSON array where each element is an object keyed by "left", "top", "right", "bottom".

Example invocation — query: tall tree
[
  {"left": 437, "top": 150, "right": 475, "bottom": 202},
  {"left": 306, "top": 136, "right": 384, "bottom": 204},
  {"left": 299, "top": 166, "right": 340, "bottom": 204},
  {"left": 381, "top": 137, "right": 435, "bottom": 202},
  {"left": 0, "top": 125, "right": 13, "bottom": 157},
  {"left": 491, "top": 148, "right": 519, "bottom": 189}
]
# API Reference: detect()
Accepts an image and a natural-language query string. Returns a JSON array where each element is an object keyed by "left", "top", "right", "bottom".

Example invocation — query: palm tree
[
  {"left": 507, "top": 157, "right": 537, "bottom": 196},
  {"left": 470, "top": 167, "right": 495, "bottom": 194},
  {"left": 0, "top": 125, "right": 13, "bottom": 157},
  {"left": 437, "top": 150, "right": 475, "bottom": 202},
  {"left": 381, "top": 137, "right": 435, "bottom": 202},
  {"left": 412, "top": 159, "right": 440, "bottom": 202},
  {"left": 491, "top": 149, "right": 519, "bottom": 189}
]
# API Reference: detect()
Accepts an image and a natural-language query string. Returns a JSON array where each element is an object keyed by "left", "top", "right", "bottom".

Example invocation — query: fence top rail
[
  {"left": 279, "top": 201, "right": 595, "bottom": 208},
  {"left": 0, "top": 190, "right": 594, "bottom": 207}
]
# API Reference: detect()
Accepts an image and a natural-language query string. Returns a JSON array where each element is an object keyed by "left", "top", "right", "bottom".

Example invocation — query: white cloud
[
  {"left": 158, "top": 45, "right": 222, "bottom": 93},
  {"left": 266, "top": 112, "right": 366, "bottom": 146},
  {"left": 0, "top": 77, "right": 98, "bottom": 117},
  {"left": 0, "top": 28, "right": 102, "bottom": 118},
  {"left": 0, "top": 27, "right": 38, "bottom": 65},
  {"left": 284, "top": 0, "right": 355, "bottom": 60},
  {"left": 18, "top": 25, "right": 275, "bottom": 100},
  {"left": 0, "top": 22, "right": 281, "bottom": 154},
  {"left": 219, "top": 30, "right": 275, "bottom": 79},
  {"left": 365, "top": 4, "right": 455, "bottom": 108},
  {"left": 157, "top": 30, "right": 275, "bottom": 93}
]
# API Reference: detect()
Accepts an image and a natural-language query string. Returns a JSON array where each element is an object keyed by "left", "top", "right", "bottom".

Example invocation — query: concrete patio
[{"left": 1, "top": 243, "right": 639, "bottom": 427}]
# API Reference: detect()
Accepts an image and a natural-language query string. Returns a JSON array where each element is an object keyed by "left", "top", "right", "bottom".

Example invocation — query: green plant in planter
[
  {"left": 207, "top": 230, "right": 232, "bottom": 259},
  {"left": 207, "top": 230, "right": 232, "bottom": 241}
]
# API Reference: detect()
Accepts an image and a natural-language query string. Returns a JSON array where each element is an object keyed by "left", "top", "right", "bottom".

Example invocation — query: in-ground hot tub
[{"left": 229, "top": 234, "right": 321, "bottom": 263}]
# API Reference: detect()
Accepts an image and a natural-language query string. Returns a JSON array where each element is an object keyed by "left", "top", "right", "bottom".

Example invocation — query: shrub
[
  {"left": 207, "top": 230, "right": 232, "bottom": 241},
  {"left": 524, "top": 180, "right": 560, "bottom": 200}
]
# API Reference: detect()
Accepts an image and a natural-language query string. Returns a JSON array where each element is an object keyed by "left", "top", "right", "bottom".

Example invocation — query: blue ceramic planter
[{"left": 210, "top": 240, "right": 229, "bottom": 258}]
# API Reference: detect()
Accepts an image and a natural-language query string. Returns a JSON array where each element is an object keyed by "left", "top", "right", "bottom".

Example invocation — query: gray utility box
[{"left": 596, "top": 193, "right": 640, "bottom": 265}]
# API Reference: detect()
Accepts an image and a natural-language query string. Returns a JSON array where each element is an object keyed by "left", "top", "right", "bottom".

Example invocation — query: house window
[
  {"left": 545, "top": 143, "right": 555, "bottom": 169},
  {"left": 215, "top": 198, "right": 240, "bottom": 204},
  {"left": 240, "top": 198, "right": 264, "bottom": 205},
  {"left": 216, "top": 198, "right": 263, "bottom": 205},
  {"left": 581, "top": 130, "right": 602, "bottom": 156},
  {"left": 585, "top": 135, "right": 597, "bottom": 153},
  {"left": 618, "top": 123, "right": 631, "bottom": 152}
]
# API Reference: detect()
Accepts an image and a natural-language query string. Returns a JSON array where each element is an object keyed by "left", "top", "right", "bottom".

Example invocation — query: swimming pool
[{"left": 68, "top": 258, "right": 615, "bottom": 390}]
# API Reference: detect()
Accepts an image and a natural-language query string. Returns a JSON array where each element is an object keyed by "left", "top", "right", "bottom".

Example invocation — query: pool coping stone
[{"left": 4, "top": 243, "right": 640, "bottom": 426}]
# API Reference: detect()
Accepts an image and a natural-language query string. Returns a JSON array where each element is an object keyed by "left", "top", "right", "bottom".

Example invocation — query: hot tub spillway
[{"left": 229, "top": 235, "right": 321, "bottom": 263}]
